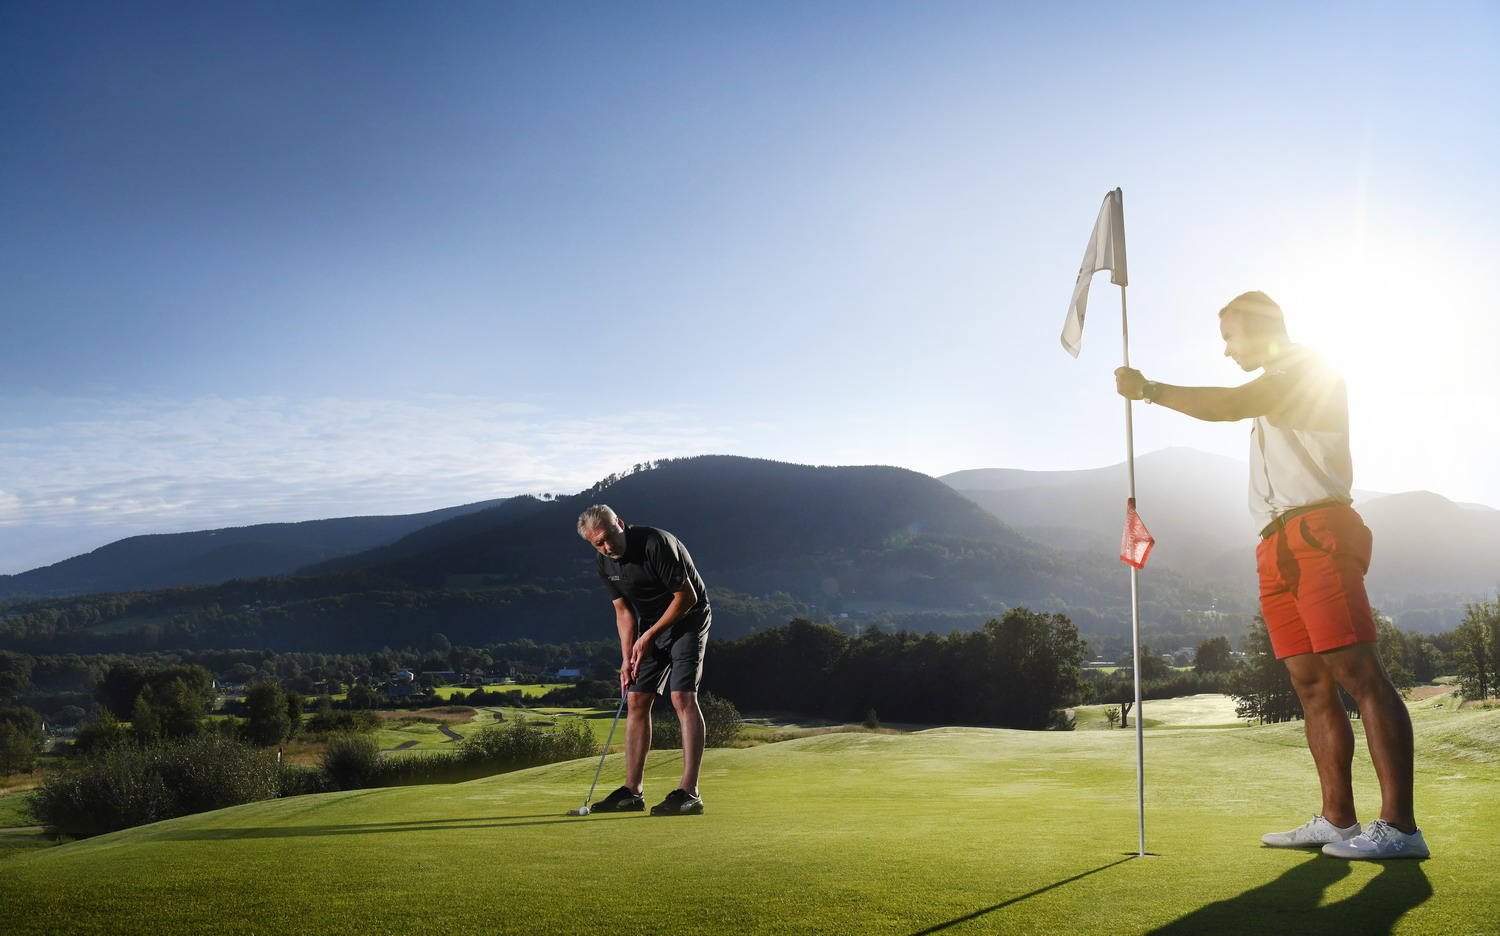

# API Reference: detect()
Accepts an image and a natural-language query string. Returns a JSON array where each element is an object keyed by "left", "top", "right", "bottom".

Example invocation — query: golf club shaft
[{"left": 582, "top": 692, "right": 628, "bottom": 806}]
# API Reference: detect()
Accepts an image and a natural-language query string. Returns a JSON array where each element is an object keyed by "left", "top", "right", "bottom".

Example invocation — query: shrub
[
  {"left": 276, "top": 763, "right": 331, "bottom": 797},
  {"left": 454, "top": 716, "right": 596, "bottom": 777},
  {"left": 27, "top": 735, "right": 280, "bottom": 838},
  {"left": 0, "top": 706, "right": 43, "bottom": 775},
  {"left": 71, "top": 709, "right": 131, "bottom": 757},
  {"left": 651, "top": 693, "right": 742, "bottom": 749},
  {"left": 314, "top": 715, "right": 601, "bottom": 791},
  {"left": 304, "top": 709, "right": 381, "bottom": 735},
  {"left": 319, "top": 734, "right": 383, "bottom": 791}
]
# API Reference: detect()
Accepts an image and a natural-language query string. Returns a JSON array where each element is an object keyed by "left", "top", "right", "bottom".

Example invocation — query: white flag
[{"left": 1061, "top": 187, "right": 1128, "bottom": 357}]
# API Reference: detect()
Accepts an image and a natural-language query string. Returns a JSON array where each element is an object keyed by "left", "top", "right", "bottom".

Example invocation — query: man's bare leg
[
  {"left": 1319, "top": 642, "right": 1417, "bottom": 832},
  {"left": 1283, "top": 652, "right": 1358, "bottom": 828},
  {"left": 624, "top": 690, "right": 654, "bottom": 794},
  {"left": 672, "top": 690, "right": 705, "bottom": 796}
]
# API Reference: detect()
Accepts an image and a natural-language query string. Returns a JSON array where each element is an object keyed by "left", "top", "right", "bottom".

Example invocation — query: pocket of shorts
[
  {"left": 1297, "top": 511, "right": 1372, "bottom": 569},
  {"left": 1296, "top": 517, "right": 1334, "bottom": 555}
]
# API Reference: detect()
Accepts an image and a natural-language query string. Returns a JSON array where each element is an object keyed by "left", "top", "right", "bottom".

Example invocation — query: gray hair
[{"left": 577, "top": 504, "right": 620, "bottom": 537}]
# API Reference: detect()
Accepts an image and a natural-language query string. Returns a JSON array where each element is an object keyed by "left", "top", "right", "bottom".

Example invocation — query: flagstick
[{"left": 1121, "top": 283, "right": 1146, "bottom": 858}]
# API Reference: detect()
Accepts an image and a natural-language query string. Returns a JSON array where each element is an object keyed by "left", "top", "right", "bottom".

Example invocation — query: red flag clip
[{"left": 1120, "top": 497, "right": 1155, "bottom": 569}]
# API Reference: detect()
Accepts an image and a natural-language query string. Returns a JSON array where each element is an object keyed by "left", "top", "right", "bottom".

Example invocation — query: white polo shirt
[{"left": 1247, "top": 345, "right": 1354, "bottom": 534}]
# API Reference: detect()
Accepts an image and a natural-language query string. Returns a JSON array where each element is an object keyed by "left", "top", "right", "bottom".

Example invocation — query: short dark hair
[{"left": 1219, "top": 291, "right": 1286, "bottom": 335}]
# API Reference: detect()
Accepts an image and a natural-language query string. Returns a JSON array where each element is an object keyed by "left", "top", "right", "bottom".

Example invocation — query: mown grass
[
  {"left": 0, "top": 792, "right": 33, "bottom": 829},
  {"left": 0, "top": 694, "right": 1493, "bottom": 936}
]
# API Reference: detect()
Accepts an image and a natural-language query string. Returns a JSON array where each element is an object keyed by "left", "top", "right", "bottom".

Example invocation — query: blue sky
[{"left": 3, "top": 1, "right": 1497, "bottom": 574}]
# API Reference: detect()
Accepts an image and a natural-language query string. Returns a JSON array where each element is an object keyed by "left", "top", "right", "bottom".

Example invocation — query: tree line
[{"left": 711, "top": 608, "right": 1087, "bottom": 730}]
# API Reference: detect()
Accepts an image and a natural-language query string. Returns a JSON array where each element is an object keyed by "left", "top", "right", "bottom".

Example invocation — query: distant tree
[
  {"left": 245, "top": 681, "right": 291, "bottom": 746},
  {"left": 0, "top": 651, "right": 34, "bottom": 697},
  {"left": 156, "top": 678, "right": 207, "bottom": 740},
  {"left": 96, "top": 661, "right": 149, "bottom": 719},
  {"left": 1116, "top": 646, "right": 1172, "bottom": 682},
  {"left": 1402, "top": 632, "right": 1442, "bottom": 683},
  {"left": 1374, "top": 614, "right": 1416, "bottom": 694},
  {"left": 1226, "top": 616, "right": 1301, "bottom": 724},
  {"left": 129, "top": 692, "right": 160, "bottom": 745},
  {"left": 0, "top": 706, "right": 43, "bottom": 775},
  {"left": 347, "top": 683, "right": 379, "bottom": 710},
  {"left": 1453, "top": 598, "right": 1497, "bottom": 701},
  {"left": 285, "top": 691, "right": 305, "bottom": 734},
  {"left": 963, "top": 608, "right": 1086, "bottom": 730},
  {"left": 1193, "top": 636, "right": 1234, "bottom": 674},
  {"left": 72, "top": 709, "right": 131, "bottom": 756}
]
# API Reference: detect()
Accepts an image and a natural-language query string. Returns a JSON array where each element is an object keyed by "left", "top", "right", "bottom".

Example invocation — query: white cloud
[{"left": 0, "top": 393, "right": 734, "bottom": 573}]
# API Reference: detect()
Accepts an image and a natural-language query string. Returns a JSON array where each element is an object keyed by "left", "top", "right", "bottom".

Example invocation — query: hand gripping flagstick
[{"left": 1062, "top": 187, "right": 1155, "bottom": 858}]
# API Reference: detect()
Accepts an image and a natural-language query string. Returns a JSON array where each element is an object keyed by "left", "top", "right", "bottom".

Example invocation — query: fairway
[{"left": 2, "top": 696, "right": 1495, "bottom": 936}]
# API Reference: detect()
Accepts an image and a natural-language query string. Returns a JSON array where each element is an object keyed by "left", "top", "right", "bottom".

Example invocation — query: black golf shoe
[
  {"left": 650, "top": 788, "right": 705, "bottom": 816},
  {"left": 589, "top": 786, "right": 645, "bottom": 813}
]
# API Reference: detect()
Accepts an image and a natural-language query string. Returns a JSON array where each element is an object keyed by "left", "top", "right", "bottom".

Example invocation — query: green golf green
[{"left": 1, "top": 694, "right": 1494, "bottom": 935}]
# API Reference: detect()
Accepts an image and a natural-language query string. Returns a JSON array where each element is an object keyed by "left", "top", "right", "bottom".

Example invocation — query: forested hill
[
  {"left": 303, "top": 454, "right": 1202, "bottom": 613},
  {"left": 0, "top": 499, "right": 507, "bottom": 599},
  {"left": 0, "top": 456, "right": 1228, "bottom": 654}
]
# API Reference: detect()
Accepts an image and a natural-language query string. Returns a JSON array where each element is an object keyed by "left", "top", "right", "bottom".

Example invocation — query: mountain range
[
  {"left": 0, "top": 499, "right": 506, "bottom": 599},
  {"left": 941, "top": 447, "right": 1500, "bottom": 624},
  {"left": 1, "top": 450, "right": 1494, "bottom": 645}
]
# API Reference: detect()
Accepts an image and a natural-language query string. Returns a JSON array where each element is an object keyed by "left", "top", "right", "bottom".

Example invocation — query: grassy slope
[{"left": 1, "top": 695, "right": 1495, "bottom": 936}]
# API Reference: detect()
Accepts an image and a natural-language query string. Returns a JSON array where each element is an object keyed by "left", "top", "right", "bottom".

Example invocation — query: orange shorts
[{"left": 1255, "top": 504, "right": 1376, "bottom": 659}]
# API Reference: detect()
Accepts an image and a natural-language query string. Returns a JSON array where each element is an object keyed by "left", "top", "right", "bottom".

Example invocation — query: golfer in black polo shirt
[{"left": 576, "top": 504, "right": 710, "bottom": 816}]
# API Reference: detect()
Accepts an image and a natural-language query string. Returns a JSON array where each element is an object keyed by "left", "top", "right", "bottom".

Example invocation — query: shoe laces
[{"left": 1363, "top": 819, "right": 1394, "bottom": 845}]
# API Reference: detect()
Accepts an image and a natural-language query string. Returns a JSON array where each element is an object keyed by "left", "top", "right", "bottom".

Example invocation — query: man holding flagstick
[{"left": 1114, "top": 291, "right": 1428, "bottom": 859}]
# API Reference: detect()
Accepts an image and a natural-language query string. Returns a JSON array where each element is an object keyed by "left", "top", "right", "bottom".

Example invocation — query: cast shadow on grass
[
  {"left": 1145, "top": 856, "right": 1432, "bottom": 936},
  {"left": 906, "top": 857, "right": 1136, "bottom": 936},
  {"left": 151, "top": 813, "right": 632, "bottom": 842}
]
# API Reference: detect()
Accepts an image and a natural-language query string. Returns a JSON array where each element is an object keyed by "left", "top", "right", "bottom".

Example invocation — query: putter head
[{"left": 566, "top": 806, "right": 589, "bottom": 817}]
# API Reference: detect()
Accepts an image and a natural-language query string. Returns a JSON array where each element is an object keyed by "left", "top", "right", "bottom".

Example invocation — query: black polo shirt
[{"left": 596, "top": 525, "right": 710, "bottom": 631}]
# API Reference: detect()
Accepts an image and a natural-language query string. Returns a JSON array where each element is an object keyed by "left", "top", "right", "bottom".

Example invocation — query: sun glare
[{"left": 1267, "top": 221, "right": 1495, "bottom": 501}]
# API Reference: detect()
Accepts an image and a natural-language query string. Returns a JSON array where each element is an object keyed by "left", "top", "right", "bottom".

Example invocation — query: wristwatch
[{"left": 1141, "top": 380, "right": 1160, "bottom": 404}]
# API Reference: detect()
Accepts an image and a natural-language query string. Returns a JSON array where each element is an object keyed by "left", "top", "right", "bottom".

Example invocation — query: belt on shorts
[{"left": 1258, "top": 499, "right": 1348, "bottom": 540}]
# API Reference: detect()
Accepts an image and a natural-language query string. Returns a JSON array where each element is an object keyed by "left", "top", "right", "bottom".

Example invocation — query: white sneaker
[
  {"left": 1321, "top": 819, "right": 1429, "bottom": 860},
  {"left": 1261, "top": 815, "right": 1362, "bottom": 848}
]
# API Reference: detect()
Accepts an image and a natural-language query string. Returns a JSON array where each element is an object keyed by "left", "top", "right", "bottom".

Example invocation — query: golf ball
[{"left": 578, "top": 806, "right": 589, "bottom": 816}]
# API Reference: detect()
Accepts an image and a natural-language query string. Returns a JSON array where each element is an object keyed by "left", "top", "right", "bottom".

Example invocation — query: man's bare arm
[
  {"left": 1115, "top": 366, "right": 1283, "bottom": 422},
  {"left": 614, "top": 598, "right": 637, "bottom": 688}
]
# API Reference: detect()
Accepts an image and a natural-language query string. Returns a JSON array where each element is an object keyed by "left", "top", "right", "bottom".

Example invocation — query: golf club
[{"left": 566, "top": 691, "right": 627, "bottom": 816}]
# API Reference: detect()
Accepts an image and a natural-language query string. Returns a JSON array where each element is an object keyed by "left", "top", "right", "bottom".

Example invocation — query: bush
[
  {"left": 314, "top": 715, "right": 601, "bottom": 792},
  {"left": 276, "top": 763, "right": 331, "bottom": 797},
  {"left": 453, "top": 716, "right": 596, "bottom": 777},
  {"left": 650, "top": 693, "right": 742, "bottom": 749},
  {"left": 304, "top": 709, "right": 382, "bottom": 735},
  {"left": 319, "top": 734, "right": 383, "bottom": 791},
  {"left": 27, "top": 735, "right": 281, "bottom": 838},
  {"left": 71, "top": 710, "right": 131, "bottom": 757}
]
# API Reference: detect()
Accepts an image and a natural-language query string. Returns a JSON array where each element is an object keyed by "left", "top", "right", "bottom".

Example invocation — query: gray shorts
[{"left": 631, "top": 610, "right": 710, "bottom": 696}]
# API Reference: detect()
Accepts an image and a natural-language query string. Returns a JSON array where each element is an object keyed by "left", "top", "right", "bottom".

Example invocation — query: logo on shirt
[{"left": 608, "top": 575, "right": 621, "bottom": 582}]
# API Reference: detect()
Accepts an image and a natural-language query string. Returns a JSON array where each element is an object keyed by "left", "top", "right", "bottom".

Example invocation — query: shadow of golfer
[{"left": 1145, "top": 857, "right": 1432, "bottom": 936}]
